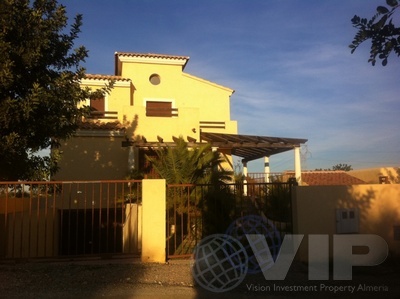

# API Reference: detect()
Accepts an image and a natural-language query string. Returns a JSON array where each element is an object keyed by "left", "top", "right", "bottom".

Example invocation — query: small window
[
  {"left": 149, "top": 74, "right": 160, "bottom": 85},
  {"left": 90, "top": 97, "right": 105, "bottom": 111},
  {"left": 90, "top": 97, "right": 105, "bottom": 118}
]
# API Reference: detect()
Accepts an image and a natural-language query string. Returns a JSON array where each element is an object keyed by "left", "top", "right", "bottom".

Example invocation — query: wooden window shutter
[
  {"left": 146, "top": 101, "right": 172, "bottom": 117},
  {"left": 90, "top": 97, "right": 105, "bottom": 111}
]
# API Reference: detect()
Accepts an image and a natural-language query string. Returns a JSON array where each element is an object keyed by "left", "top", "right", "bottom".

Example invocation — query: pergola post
[
  {"left": 242, "top": 160, "right": 248, "bottom": 196},
  {"left": 294, "top": 146, "right": 302, "bottom": 185},
  {"left": 128, "top": 146, "right": 137, "bottom": 171},
  {"left": 264, "top": 156, "right": 270, "bottom": 183}
]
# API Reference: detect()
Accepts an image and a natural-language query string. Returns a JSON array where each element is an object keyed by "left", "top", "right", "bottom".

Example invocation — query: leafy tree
[
  {"left": 0, "top": 0, "right": 108, "bottom": 181},
  {"left": 315, "top": 163, "right": 353, "bottom": 171},
  {"left": 332, "top": 163, "right": 353, "bottom": 171},
  {"left": 350, "top": 0, "right": 400, "bottom": 66}
]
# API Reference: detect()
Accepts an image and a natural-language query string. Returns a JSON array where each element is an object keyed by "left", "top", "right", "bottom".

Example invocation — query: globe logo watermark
[
  {"left": 190, "top": 234, "right": 248, "bottom": 292},
  {"left": 191, "top": 215, "right": 389, "bottom": 293},
  {"left": 225, "top": 215, "right": 281, "bottom": 274},
  {"left": 191, "top": 215, "right": 281, "bottom": 292}
]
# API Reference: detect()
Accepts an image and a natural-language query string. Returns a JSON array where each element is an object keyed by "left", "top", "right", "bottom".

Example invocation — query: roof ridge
[
  {"left": 78, "top": 120, "right": 126, "bottom": 131},
  {"left": 84, "top": 74, "right": 131, "bottom": 81},
  {"left": 115, "top": 52, "right": 190, "bottom": 60}
]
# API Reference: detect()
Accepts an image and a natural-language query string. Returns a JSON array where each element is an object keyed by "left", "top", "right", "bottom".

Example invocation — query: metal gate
[
  {"left": 166, "top": 181, "right": 295, "bottom": 259},
  {"left": 0, "top": 180, "right": 142, "bottom": 260}
]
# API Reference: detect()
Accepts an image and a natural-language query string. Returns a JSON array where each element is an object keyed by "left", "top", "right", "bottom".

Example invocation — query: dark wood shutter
[
  {"left": 90, "top": 97, "right": 105, "bottom": 111},
  {"left": 146, "top": 101, "right": 172, "bottom": 117},
  {"left": 90, "top": 97, "right": 105, "bottom": 118}
]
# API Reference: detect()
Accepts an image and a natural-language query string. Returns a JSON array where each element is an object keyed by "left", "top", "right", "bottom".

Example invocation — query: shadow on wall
[
  {"left": 293, "top": 184, "right": 400, "bottom": 262},
  {"left": 350, "top": 167, "right": 400, "bottom": 184},
  {"left": 54, "top": 115, "right": 140, "bottom": 181},
  {"left": 345, "top": 185, "right": 400, "bottom": 258}
]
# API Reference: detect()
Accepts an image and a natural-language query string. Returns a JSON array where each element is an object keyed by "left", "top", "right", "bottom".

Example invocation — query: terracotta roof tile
[
  {"left": 78, "top": 121, "right": 126, "bottom": 131},
  {"left": 299, "top": 171, "right": 366, "bottom": 186},
  {"left": 84, "top": 74, "right": 131, "bottom": 82},
  {"left": 115, "top": 52, "right": 190, "bottom": 61}
]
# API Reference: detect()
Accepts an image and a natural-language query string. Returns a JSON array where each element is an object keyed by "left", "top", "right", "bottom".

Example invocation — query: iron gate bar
[
  {"left": 166, "top": 182, "right": 295, "bottom": 259},
  {"left": 0, "top": 180, "right": 142, "bottom": 260}
]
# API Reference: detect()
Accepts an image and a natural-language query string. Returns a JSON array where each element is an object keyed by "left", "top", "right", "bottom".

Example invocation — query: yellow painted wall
[
  {"left": 82, "top": 55, "right": 237, "bottom": 141},
  {"left": 57, "top": 54, "right": 238, "bottom": 180},
  {"left": 54, "top": 134, "right": 129, "bottom": 180},
  {"left": 349, "top": 167, "right": 399, "bottom": 184},
  {"left": 292, "top": 185, "right": 400, "bottom": 262},
  {"left": 141, "top": 179, "right": 166, "bottom": 263}
]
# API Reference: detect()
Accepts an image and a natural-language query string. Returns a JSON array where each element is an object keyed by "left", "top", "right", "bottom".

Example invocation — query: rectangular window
[
  {"left": 90, "top": 97, "right": 105, "bottom": 118},
  {"left": 146, "top": 101, "right": 177, "bottom": 117},
  {"left": 90, "top": 97, "right": 105, "bottom": 111}
]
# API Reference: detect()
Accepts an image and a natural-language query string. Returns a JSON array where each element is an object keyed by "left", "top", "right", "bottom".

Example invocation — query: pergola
[
  {"left": 122, "top": 131, "right": 307, "bottom": 184},
  {"left": 199, "top": 132, "right": 308, "bottom": 185}
]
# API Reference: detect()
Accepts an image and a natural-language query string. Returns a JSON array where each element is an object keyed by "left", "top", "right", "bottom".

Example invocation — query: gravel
[{"left": 0, "top": 258, "right": 399, "bottom": 298}]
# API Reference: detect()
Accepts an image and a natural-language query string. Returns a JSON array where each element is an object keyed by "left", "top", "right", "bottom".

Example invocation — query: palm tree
[
  {"left": 146, "top": 137, "right": 235, "bottom": 238},
  {"left": 146, "top": 137, "right": 231, "bottom": 185}
]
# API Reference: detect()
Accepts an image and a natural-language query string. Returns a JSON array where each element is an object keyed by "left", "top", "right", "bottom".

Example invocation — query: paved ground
[{"left": 0, "top": 257, "right": 399, "bottom": 298}]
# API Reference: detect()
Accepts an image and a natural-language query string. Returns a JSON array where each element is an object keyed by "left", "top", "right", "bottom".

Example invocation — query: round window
[{"left": 149, "top": 74, "right": 160, "bottom": 85}]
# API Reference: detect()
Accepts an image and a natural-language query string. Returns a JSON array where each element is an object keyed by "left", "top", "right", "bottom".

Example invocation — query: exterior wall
[
  {"left": 141, "top": 179, "right": 166, "bottom": 263},
  {"left": 84, "top": 56, "right": 237, "bottom": 141},
  {"left": 349, "top": 167, "right": 399, "bottom": 184},
  {"left": 292, "top": 185, "right": 400, "bottom": 262},
  {"left": 123, "top": 203, "right": 142, "bottom": 255},
  {"left": 56, "top": 53, "right": 238, "bottom": 180},
  {"left": 80, "top": 79, "right": 133, "bottom": 115},
  {"left": 55, "top": 133, "right": 129, "bottom": 180}
]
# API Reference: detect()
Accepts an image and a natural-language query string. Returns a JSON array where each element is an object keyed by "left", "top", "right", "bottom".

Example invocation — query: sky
[{"left": 60, "top": 0, "right": 400, "bottom": 173}]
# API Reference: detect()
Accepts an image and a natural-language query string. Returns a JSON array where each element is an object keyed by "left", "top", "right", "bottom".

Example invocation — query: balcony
[{"left": 87, "top": 111, "right": 118, "bottom": 120}]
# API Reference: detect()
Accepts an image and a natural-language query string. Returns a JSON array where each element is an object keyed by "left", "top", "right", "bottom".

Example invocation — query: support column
[
  {"left": 128, "top": 146, "right": 137, "bottom": 171},
  {"left": 243, "top": 160, "right": 248, "bottom": 196},
  {"left": 141, "top": 179, "right": 166, "bottom": 263},
  {"left": 264, "top": 156, "right": 270, "bottom": 183},
  {"left": 294, "top": 146, "right": 302, "bottom": 185}
]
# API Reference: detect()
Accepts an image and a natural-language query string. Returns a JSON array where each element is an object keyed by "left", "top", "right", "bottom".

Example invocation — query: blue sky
[{"left": 61, "top": 0, "right": 400, "bottom": 173}]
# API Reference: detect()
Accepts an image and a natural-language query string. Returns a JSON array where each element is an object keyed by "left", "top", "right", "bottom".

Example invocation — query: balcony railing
[
  {"left": 146, "top": 107, "right": 178, "bottom": 117},
  {"left": 199, "top": 121, "right": 226, "bottom": 129},
  {"left": 87, "top": 111, "right": 118, "bottom": 120}
]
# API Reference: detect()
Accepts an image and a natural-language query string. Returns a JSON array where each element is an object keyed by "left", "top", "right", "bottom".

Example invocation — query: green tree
[
  {"left": 315, "top": 163, "right": 353, "bottom": 171},
  {"left": 350, "top": 0, "right": 400, "bottom": 66},
  {"left": 146, "top": 137, "right": 232, "bottom": 185},
  {"left": 332, "top": 163, "right": 353, "bottom": 171},
  {"left": 0, "top": 0, "right": 109, "bottom": 180},
  {"left": 147, "top": 137, "right": 235, "bottom": 235}
]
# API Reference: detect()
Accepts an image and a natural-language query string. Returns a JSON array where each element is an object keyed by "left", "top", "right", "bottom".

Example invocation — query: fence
[
  {"left": 166, "top": 181, "right": 295, "bottom": 259},
  {"left": 247, "top": 172, "right": 294, "bottom": 183},
  {"left": 1, "top": 179, "right": 295, "bottom": 261},
  {"left": 0, "top": 180, "right": 142, "bottom": 260}
]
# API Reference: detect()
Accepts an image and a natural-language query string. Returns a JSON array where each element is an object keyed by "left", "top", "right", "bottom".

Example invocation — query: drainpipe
[{"left": 294, "top": 146, "right": 302, "bottom": 185}]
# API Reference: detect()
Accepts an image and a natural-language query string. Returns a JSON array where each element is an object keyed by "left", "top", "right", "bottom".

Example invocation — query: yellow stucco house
[{"left": 54, "top": 52, "right": 306, "bottom": 181}]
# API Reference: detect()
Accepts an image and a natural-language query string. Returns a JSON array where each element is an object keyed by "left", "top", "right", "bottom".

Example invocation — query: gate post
[{"left": 141, "top": 179, "right": 166, "bottom": 263}]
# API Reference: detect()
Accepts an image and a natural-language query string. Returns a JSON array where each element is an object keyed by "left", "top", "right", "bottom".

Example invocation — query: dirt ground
[{"left": 0, "top": 257, "right": 399, "bottom": 299}]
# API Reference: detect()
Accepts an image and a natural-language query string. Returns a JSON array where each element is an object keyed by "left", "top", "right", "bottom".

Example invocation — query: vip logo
[{"left": 191, "top": 215, "right": 388, "bottom": 293}]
